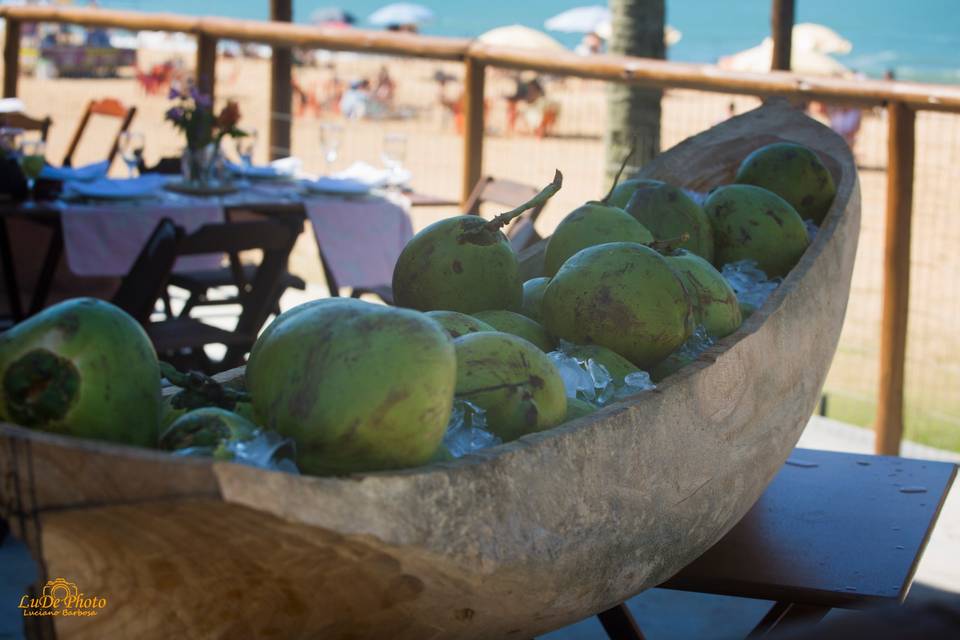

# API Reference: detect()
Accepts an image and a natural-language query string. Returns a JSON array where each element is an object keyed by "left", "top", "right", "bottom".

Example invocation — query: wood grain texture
[
  {"left": 0, "top": 102, "right": 860, "bottom": 639},
  {"left": 876, "top": 102, "right": 915, "bottom": 455}
]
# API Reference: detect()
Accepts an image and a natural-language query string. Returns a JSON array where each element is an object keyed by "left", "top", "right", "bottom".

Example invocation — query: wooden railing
[{"left": 3, "top": 5, "right": 958, "bottom": 455}]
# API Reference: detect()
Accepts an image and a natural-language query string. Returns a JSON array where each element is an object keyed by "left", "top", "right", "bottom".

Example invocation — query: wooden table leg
[
  {"left": 747, "top": 601, "right": 830, "bottom": 637},
  {"left": 0, "top": 217, "right": 23, "bottom": 321},
  {"left": 597, "top": 603, "right": 647, "bottom": 640}
]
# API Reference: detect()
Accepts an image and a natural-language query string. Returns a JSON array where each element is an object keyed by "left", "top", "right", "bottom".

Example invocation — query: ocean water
[{"left": 100, "top": 0, "right": 960, "bottom": 83}]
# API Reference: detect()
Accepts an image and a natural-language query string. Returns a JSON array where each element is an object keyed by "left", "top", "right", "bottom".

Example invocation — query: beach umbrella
[
  {"left": 546, "top": 6, "right": 681, "bottom": 47},
  {"left": 545, "top": 6, "right": 609, "bottom": 33},
  {"left": 719, "top": 38, "right": 850, "bottom": 76},
  {"left": 368, "top": 3, "right": 434, "bottom": 27},
  {"left": 311, "top": 8, "right": 356, "bottom": 26},
  {"left": 793, "top": 23, "right": 852, "bottom": 55},
  {"left": 478, "top": 25, "right": 567, "bottom": 53}
]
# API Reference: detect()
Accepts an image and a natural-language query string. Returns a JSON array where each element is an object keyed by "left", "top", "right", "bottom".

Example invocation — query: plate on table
[
  {"left": 165, "top": 181, "right": 239, "bottom": 196},
  {"left": 303, "top": 177, "right": 372, "bottom": 196},
  {"left": 64, "top": 175, "right": 168, "bottom": 201},
  {"left": 226, "top": 158, "right": 300, "bottom": 181}
]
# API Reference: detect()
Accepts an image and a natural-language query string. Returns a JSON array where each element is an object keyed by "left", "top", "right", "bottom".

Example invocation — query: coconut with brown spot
[
  {"left": 541, "top": 242, "right": 694, "bottom": 369},
  {"left": 246, "top": 299, "right": 456, "bottom": 475},
  {"left": 392, "top": 172, "right": 563, "bottom": 313},
  {"left": 624, "top": 183, "right": 714, "bottom": 262},
  {"left": 664, "top": 249, "right": 743, "bottom": 339},
  {"left": 453, "top": 332, "right": 566, "bottom": 442},
  {"left": 734, "top": 142, "right": 836, "bottom": 224},
  {"left": 704, "top": 184, "right": 809, "bottom": 278},
  {"left": 425, "top": 310, "right": 496, "bottom": 339},
  {"left": 471, "top": 310, "right": 555, "bottom": 352}
]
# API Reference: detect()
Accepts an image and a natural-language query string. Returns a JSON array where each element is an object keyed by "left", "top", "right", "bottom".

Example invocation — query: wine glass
[
  {"left": 119, "top": 131, "right": 145, "bottom": 178},
  {"left": 0, "top": 127, "right": 23, "bottom": 156},
  {"left": 236, "top": 128, "right": 257, "bottom": 168},
  {"left": 381, "top": 132, "right": 407, "bottom": 185},
  {"left": 18, "top": 139, "right": 46, "bottom": 201},
  {"left": 319, "top": 123, "right": 342, "bottom": 174}
]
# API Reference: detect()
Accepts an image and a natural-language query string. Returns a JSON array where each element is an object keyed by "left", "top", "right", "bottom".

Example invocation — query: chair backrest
[
  {"left": 463, "top": 176, "right": 546, "bottom": 251},
  {"left": 0, "top": 112, "right": 52, "bottom": 141},
  {"left": 112, "top": 218, "right": 182, "bottom": 324},
  {"left": 62, "top": 98, "right": 136, "bottom": 167},
  {"left": 175, "top": 217, "right": 303, "bottom": 366}
]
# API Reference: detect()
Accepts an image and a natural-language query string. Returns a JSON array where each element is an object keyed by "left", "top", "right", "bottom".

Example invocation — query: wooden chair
[
  {"left": 0, "top": 112, "right": 52, "bottom": 141},
  {"left": 349, "top": 175, "right": 547, "bottom": 305},
  {"left": 62, "top": 98, "right": 136, "bottom": 167},
  {"left": 115, "top": 216, "right": 302, "bottom": 374}
]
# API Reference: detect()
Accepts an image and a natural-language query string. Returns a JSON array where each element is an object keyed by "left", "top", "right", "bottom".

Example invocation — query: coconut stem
[
  {"left": 601, "top": 139, "right": 637, "bottom": 205},
  {"left": 647, "top": 233, "right": 690, "bottom": 254},
  {"left": 160, "top": 361, "right": 250, "bottom": 411},
  {"left": 477, "top": 170, "right": 563, "bottom": 234}
]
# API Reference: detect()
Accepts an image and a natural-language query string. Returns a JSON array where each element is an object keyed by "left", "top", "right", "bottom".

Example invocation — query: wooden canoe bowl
[{"left": 0, "top": 101, "right": 860, "bottom": 640}]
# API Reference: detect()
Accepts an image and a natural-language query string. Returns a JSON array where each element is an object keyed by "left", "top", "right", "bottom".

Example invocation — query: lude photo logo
[{"left": 18, "top": 578, "right": 108, "bottom": 618}]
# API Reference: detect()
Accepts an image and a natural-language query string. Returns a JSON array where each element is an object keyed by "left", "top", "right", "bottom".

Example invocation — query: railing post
[
  {"left": 3, "top": 19, "right": 21, "bottom": 98},
  {"left": 770, "top": 0, "right": 795, "bottom": 71},
  {"left": 461, "top": 56, "right": 485, "bottom": 207},
  {"left": 875, "top": 101, "right": 915, "bottom": 455},
  {"left": 195, "top": 33, "right": 218, "bottom": 104},
  {"left": 269, "top": 0, "right": 293, "bottom": 160}
]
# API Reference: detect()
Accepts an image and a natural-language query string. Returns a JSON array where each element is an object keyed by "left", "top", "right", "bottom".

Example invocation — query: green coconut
[
  {"left": 606, "top": 178, "right": 665, "bottom": 210},
  {"left": 159, "top": 406, "right": 257, "bottom": 452},
  {"left": 563, "top": 344, "right": 641, "bottom": 385},
  {"left": 735, "top": 142, "right": 836, "bottom": 224},
  {"left": 520, "top": 277, "right": 551, "bottom": 323},
  {"left": 543, "top": 202, "right": 653, "bottom": 276},
  {"left": 472, "top": 310, "right": 555, "bottom": 352},
  {"left": 542, "top": 242, "right": 694, "bottom": 369},
  {"left": 649, "top": 350, "right": 697, "bottom": 383},
  {"left": 564, "top": 397, "right": 597, "bottom": 422},
  {"left": 426, "top": 310, "right": 496, "bottom": 339},
  {"left": 625, "top": 183, "right": 714, "bottom": 261},
  {"left": 246, "top": 298, "right": 456, "bottom": 475},
  {"left": 0, "top": 298, "right": 161, "bottom": 447},
  {"left": 665, "top": 250, "right": 742, "bottom": 339},
  {"left": 392, "top": 172, "right": 562, "bottom": 313},
  {"left": 704, "top": 184, "right": 810, "bottom": 278},
  {"left": 453, "top": 332, "right": 566, "bottom": 442}
]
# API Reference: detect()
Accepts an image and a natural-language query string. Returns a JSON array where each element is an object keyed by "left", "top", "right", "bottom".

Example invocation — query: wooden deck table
[{"left": 597, "top": 448, "right": 957, "bottom": 639}]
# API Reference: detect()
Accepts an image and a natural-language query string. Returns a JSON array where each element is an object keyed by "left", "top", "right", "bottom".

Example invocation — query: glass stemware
[
  {"left": 319, "top": 123, "right": 342, "bottom": 174},
  {"left": 18, "top": 139, "right": 46, "bottom": 201},
  {"left": 119, "top": 131, "right": 145, "bottom": 178},
  {"left": 236, "top": 127, "right": 257, "bottom": 168},
  {"left": 381, "top": 132, "right": 407, "bottom": 185}
]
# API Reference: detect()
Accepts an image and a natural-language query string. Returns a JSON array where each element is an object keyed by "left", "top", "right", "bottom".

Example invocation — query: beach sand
[{"left": 5, "top": 50, "right": 959, "bottom": 448}]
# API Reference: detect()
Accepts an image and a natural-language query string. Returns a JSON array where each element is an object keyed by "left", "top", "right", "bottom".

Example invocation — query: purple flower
[
  {"left": 188, "top": 85, "right": 212, "bottom": 109},
  {"left": 168, "top": 86, "right": 181, "bottom": 100},
  {"left": 165, "top": 106, "right": 185, "bottom": 122}
]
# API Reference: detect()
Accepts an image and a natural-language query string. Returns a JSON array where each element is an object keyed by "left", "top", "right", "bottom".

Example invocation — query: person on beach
[{"left": 575, "top": 32, "right": 604, "bottom": 56}]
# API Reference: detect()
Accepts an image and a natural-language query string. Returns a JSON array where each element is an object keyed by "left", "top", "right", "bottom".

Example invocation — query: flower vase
[{"left": 181, "top": 144, "right": 221, "bottom": 187}]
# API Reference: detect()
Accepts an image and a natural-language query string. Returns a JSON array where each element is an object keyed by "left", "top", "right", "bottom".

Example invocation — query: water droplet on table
[
  {"left": 786, "top": 458, "right": 819, "bottom": 468},
  {"left": 899, "top": 486, "right": 928, "bottom": 494},
  {"left": 844, "top": 586, "right": 857, "bottom": 592},
  {"left": 895, "top": 545, "right": 905, "bottom": 550},
  {"left": 856, "top": 460, "right": 871, "bottom": 466}
]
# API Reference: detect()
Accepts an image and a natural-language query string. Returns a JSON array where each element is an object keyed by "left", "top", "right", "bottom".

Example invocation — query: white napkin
[
  {"left": 63, "top": 174, "right": 170, "bottom": 200},
  {"left": 331, "top": 161, "right": 411, "bottom": 188},
  {"left": 226, "top": 156, "right": 301, "bottom": 179},
  {"left": 0, "top": 98, "right": 26, "bottom": 114},
  {"left": 40, "top": 160, "right": 110, "bottom": 182}
]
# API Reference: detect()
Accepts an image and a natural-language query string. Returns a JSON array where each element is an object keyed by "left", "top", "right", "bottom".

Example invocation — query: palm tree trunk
[{"left": 605, "top": 0, "right": 665, "bottom": 185}]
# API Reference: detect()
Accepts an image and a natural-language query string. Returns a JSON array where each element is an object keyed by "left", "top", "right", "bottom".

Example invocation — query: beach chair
[
  {"left": 0, "top": 112, "right": 52, "bottom": 141},
  {"left": 62, "top": 98, "right": 136, "bottom": 167},
  {"left": 116, "top": 216, "right": 303, "bottom": 373}
]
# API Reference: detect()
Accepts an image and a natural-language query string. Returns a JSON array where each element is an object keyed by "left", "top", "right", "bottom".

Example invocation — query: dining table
[{"left": 0, "top": 175, "right": 428, "bottom": 323}]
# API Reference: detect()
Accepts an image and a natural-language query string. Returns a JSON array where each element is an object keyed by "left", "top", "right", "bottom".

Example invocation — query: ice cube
[
  {"left": 804, "top": 218, "right": 819, "bottom": 242},
  {"left": 443, "top": 399, "right": 502, "bottom": 458},
  {"left": 225, "top": 430, "right": 300, "bottom": 474},
  {"left": 721, "top": 259, "right": 781, "bottom": 312}
]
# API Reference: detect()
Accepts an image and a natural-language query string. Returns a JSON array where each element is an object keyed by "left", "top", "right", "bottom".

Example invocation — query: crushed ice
[
  {"left": 548, "top": 341, "right": 655, "bottom": 406},
  {"left": 442, "top": 399, "right": 501, "bottom": 458},
  {"left": 721, "top": 259, "right": 781, "bottom": 313},
  {"left": 173, "top": 429, "right": 299, "bottom": 474}
]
